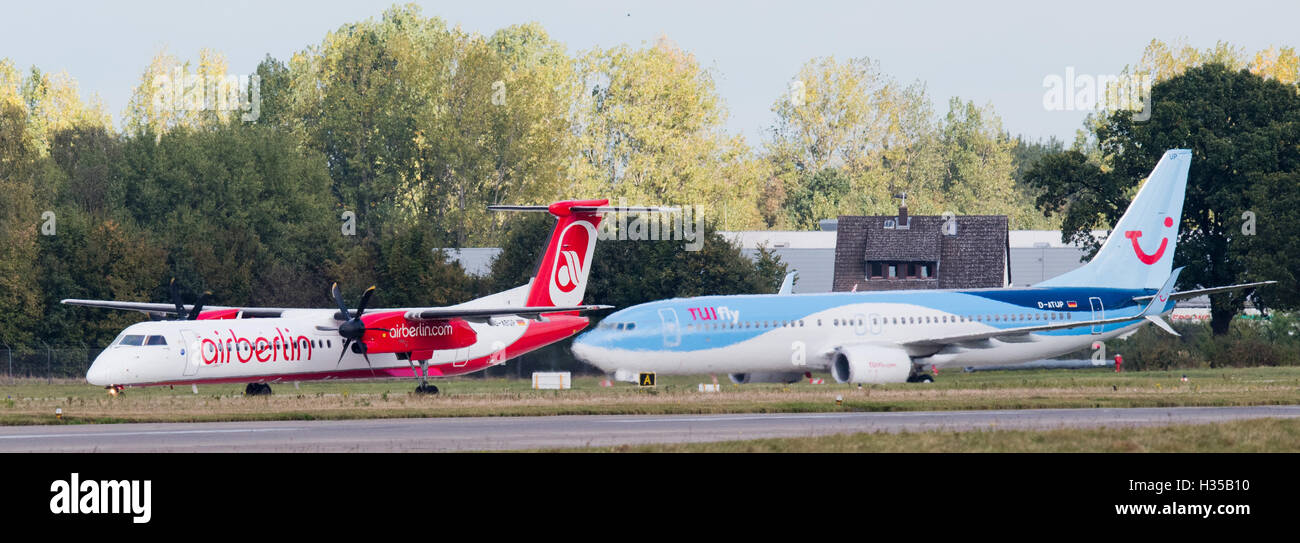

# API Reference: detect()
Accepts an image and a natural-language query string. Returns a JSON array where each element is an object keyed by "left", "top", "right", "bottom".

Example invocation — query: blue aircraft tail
[{"left": 1036, "top": 149, "right": 1191, "bottom": 291}]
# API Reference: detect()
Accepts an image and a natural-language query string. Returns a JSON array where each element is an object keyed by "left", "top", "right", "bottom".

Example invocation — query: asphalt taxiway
[{"left": 2, "top": 405, "right": 1298, "bottom": 452}]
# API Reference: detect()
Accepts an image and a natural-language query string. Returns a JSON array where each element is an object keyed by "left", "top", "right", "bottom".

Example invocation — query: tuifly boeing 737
[{"left": 572, "top": 150, "right": 1273, "bottom": 384}]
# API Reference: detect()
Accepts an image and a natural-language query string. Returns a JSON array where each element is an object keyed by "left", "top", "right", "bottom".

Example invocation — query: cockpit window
[
  {"left": 145, "top": 335, "right": 168, "bottom": 346},
  {"left": 118, "top": 335, "right": 145, "bottom": 346},
  {"left": 625, "top": 323, "right": 635, "bottom": 331}
]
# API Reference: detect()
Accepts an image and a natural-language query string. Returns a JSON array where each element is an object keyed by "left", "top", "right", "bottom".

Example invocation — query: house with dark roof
[{"left": 832, "top": 205, "right": 1009, "bottom": 292}]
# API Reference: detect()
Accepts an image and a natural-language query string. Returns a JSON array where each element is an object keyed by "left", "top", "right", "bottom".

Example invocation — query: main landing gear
[
  {"left": 906, "top": 368, "right": 935, "bottom": 383},
  {"left": 408, "top": 358, "right": 439, "bottom": 395},
  {"left": 245, "top": 383, "right": 273, "bottom": 396}
]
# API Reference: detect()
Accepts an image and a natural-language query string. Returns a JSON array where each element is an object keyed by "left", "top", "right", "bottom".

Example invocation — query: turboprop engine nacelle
[
  {"left": 728, "top": 372, "right": 804, "bottom": 384},
  {"left": 358, "top": 311, "right": 478, "bottom": 354},
  {"left": 830, "top": 344, "right": 912, "bottom": 384}
]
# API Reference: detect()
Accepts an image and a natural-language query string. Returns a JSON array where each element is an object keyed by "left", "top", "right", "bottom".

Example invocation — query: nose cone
[
  {"left": 86, "top": 359, "right": 110, "bottom": 386},
  {"left": 571, "top": 333, "right": 598, "bottom": 365},
  {"left": 85, "top": 352, "right": 120, "bottom": 386}
]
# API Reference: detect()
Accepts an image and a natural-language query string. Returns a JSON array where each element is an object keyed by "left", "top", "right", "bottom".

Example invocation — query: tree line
[{"left": 2, "top": 5, "right": 1299, "bottom": 351}]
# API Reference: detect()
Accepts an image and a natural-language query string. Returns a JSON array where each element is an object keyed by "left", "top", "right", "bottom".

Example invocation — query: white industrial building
[{"left": 718, "top": 224, "right": 1100, "bottom": 293}]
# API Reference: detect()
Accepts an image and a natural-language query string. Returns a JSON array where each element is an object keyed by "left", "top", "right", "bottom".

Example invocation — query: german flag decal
[{"left": 1067, "top": 301, "right": 1078, "bottom": 308}]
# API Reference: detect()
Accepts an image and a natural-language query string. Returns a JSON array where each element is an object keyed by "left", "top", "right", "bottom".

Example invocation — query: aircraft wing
[
  {"left": 60, "top": 299, "right": 290, "bottom": 318},
  {"left": 402, "top": 305, "right": 613, "bottom": 321},
  {"left": 900, "top": 311, "right": 1158, "bottom": 349},
  {"left": 1131, "top": 281, "right": 1275, "bottom": 303},
  {"left": 902, "top": 268, "right": 1184, "bottom": 349},
  {"left": 62, "top": 299, "right": 612, "bottom": 321}
]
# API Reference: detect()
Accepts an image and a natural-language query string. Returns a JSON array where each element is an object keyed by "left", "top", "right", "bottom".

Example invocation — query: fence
[{"left": 2, "top": 344, "right": 103, "bottom": 383}]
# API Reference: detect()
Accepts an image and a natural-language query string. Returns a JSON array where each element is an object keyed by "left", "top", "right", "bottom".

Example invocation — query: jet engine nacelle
[
  {"left": 728, "top": 372, "right": 804, "bottom": 384},
  {"left": 830, "top": 344, "right": 912, "bottom": 384}
]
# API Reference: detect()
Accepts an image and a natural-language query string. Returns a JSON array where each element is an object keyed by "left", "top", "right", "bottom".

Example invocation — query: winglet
[
  {"left": 777, "top": 271, "right": 798, "bottom": 295},
  {"left": 1145, "top": 314, "right": 1180, "bottom": 336},
  {"left": 1141, "top": 266, "right": 1183, "bottom": 317}
]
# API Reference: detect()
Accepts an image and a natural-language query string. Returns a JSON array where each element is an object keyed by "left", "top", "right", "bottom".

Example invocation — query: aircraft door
[
  {"left": 1089, "top": 297, "right": 1104, "bottom": 335},
  {"left": 180, "top": 330, "right": 202, "bottom": 376},
  {"left": 658, "top": 308, "right": 681, "bottom": 347}
]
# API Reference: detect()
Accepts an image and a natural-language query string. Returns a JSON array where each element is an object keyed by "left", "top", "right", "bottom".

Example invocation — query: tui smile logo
[{"left": 1124, "top": 216, "right": 1174, "bottom": 265}]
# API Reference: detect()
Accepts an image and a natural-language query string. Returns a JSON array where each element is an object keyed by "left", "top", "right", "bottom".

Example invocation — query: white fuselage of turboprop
[{"left": 87, "top": 309, "right": 584, "bottom": 387}]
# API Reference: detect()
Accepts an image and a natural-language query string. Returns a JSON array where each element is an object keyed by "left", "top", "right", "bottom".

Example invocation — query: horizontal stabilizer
[{"left": 404, "top": 305, "right": 613, "bottom": 322}]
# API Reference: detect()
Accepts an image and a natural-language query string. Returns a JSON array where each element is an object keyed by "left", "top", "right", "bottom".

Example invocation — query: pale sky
[{"left": 5, "top": 0, "right": 1298, "bottom": 145}]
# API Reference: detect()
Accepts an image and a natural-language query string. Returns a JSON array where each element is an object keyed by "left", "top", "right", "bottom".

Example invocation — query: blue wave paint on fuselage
[{"left": 577, "top": 286, "right": 1153, "bottom": 353}]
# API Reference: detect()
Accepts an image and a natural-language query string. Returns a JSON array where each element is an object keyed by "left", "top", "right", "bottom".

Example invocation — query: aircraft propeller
[
  {"left": 327, "top": 283, "right": 391, "bottom": 374},
  {"left": 153, "top": 278, "right": 209, "bottom": 320}
]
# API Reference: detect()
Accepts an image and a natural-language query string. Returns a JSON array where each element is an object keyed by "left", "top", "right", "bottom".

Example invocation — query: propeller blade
[
  {"left": 188, "top": 291, "right": 211, "bottom": 320},
  {"left": 169, "top": 278, "right": 185, "bottom": 317},
  {"left": 336, "top": 339, "right": 351, "bottom": 367},
  {"left": 362, "top": 351, "right": 375, "bottom": 377},
  {"left": 356, "top": 285, "right": 376, "bottom": 318},
  {"left": 331, "top": 283, "right": 350, "bottom": 320}
]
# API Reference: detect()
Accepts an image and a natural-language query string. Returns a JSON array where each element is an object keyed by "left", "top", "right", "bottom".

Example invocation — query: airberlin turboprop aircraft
[
  {"left": 65, "top": 199, "right": 654, "bottom": 395},
  {"left": 572, "top": 150, "right": 1275, "bottom": 384}
]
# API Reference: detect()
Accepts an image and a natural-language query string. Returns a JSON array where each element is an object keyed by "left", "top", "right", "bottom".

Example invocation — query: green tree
[
  {"left": 764, "top": 56, "right": 935, "bottom": 227},
  {"left": 0, "top": 62, "right": 43, "bottom": 344},
  {"left": 375, "top": 225, "right": 486, "bottom": 307},
  {"left": 289, "top": 7, "right": 578, "bottom": 246},
  {"left": 571, "top": 38, "right": 764, "bottom": 229},
  {"left": 116, "top": 121, "right": 340, "bottom": 308}
]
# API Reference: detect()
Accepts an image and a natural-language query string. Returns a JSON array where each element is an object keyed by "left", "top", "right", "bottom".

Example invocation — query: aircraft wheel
[
  {"left": 414, "top": 383, "right": 439, "bottom": 395},
  {"left": 915, "top": 374, "right": 934, "bottom": 383},
  {"left": 245, "top": 383, "right": 272, "bottom": 396}
]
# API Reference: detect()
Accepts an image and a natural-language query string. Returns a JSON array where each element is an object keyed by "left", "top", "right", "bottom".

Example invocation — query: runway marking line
[{"left": 0, "top": 427, "right": 301, "bottom": 440}]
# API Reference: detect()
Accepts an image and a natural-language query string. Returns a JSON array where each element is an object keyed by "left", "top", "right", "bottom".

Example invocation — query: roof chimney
[{"left": 894, "top": 192, "right": 908, "bottom": 228}]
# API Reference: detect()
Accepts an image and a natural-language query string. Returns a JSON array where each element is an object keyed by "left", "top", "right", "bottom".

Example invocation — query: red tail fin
[{"left": 524, "top": 199, "right": 607, "bottom": 308}]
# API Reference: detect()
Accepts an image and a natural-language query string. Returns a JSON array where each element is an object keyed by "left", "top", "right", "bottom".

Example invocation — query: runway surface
[{"left": 3, "top": 405, "right": 1298, "bottom": 452}]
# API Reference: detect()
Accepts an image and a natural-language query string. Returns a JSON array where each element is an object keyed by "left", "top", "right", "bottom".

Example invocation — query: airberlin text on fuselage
[
  {"left": 391, "top": 322, "right": 454, "bottom": 338},
  {"left": 200, "top": 328, "right": 311, "bottom": 365}
]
